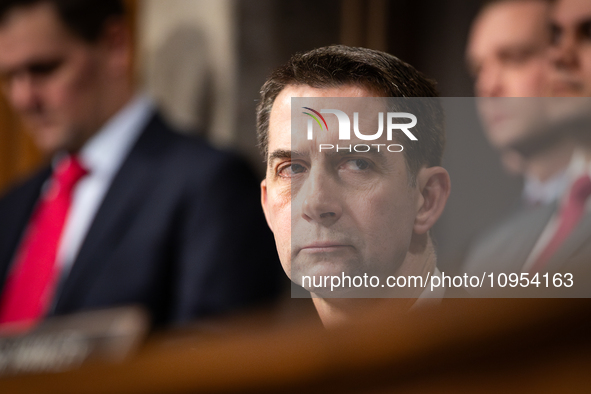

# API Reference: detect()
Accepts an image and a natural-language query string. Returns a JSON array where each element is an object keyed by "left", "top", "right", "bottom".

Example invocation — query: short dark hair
[
  {"left": 0, "top": 0, "right": 125, "bottom": 42},
  {"left": 256, "top": 45, "right": 445, "bottom": 180},
  {"left": 476, "top": 0, "right": 551, "bottom": 20}
]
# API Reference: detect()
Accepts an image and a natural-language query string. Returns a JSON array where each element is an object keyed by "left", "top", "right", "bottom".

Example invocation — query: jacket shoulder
[
  {"left": 0, "top": 166, "right": 51, "bottom": 210},
  {"left": 141, "top": 113, "right": 258, "bottom": 183}
]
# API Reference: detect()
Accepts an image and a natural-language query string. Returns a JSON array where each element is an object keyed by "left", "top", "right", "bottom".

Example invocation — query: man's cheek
[
  {"left": 270, "top": 183, "right": 292, "bottom": 210},
  {"left": 276, "top": 233, "right": 292, "bottom": 278},
  {"left": 270, "top": 207, "right": 291, "bottom": 259}
]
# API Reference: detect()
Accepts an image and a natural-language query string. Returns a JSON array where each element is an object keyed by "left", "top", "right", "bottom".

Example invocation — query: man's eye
[
  {"left": 28, "top": 60, "right": 63, "bottom": 77},
  {"left": 506, "top": 53, "right": 528, "bottom": 64},
  {"left": 342, "top": 158, "right": 371, "bottom": 171},
  {"left": 579, "top": 20, "right": 591, "bottom": 40},
  {"left": 278, "top": 163, "right": 307, "bottom": 178},
  {"left": 499, "top": 49, "right": 534, "bottom": 66}
]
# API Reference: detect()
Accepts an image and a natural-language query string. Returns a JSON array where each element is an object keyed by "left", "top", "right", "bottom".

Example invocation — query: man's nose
[
  {"left": 301, "top": 169, "right": 343, "bottom": 226},
  {"left": 476, "top": 65, "right": 503, "bottom": 97}
]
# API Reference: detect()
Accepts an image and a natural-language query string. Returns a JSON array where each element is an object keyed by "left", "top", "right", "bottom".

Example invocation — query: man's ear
[
  {"left": 99, "top": 18, "right": 132, "bottom": 78},
  {"left": 414, "top": 166, "right": 451, "bottom": 234},
  {"left": 260, "top": 179, "right": 273, "bottom": 232}
]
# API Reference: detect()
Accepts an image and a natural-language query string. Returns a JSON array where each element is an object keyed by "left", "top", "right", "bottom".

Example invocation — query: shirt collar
[
  {"left": 522, "top": 170, "right": 570, "bottom": 206},
  {"left": 566, "top": 149, "right": 591, "bottom": 180}
]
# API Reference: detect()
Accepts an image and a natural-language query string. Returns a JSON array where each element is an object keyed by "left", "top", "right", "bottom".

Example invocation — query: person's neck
[
  {"left": 522, "top": 138, "right": 575, "bottom": 182},
  {"left": 311, "top": 297, "right": 413, "bottom": 329},
  {"left": 70, "top": 81, "right": 134, "bottom": 154},
  {"left": 312, "top": 235, "right": 436, "bottom": 328},
  {"left": 100, "top": 80, "right": 135, "bottom": 128}
]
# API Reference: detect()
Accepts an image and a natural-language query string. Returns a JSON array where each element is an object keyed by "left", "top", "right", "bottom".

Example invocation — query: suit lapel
[
  {"left": 54, "top": 114, "right": 169, "bottom": 311},
  {"left": 467, "top": 201, "right": 557, "bottom": 276},
  {"left": 492, "top": 203, "right": 556, "bottom": 273},
  {"left": 546, "top": 210, "right": 591, "bottom": 272},
  {"left": 0, "top": 168, "right": 51, "bottom": 287},
  {"left": 511, "top": 204, "right": 557, "bottom": 270}
]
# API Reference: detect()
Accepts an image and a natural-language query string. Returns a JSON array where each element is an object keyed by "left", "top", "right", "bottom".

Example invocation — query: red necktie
[
  {"left": 529, "top": 174, "right": 591, "bottom": 274},
  {"left": 0, "top": 155, "right": 87, "bottom": 329}
]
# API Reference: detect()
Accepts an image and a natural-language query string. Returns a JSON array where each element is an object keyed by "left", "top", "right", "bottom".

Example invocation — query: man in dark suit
[
  {"left": 463, "top": 0, "right": 574, "bottom": 279},
  {"left": 464, "top": 0, "right": 591, "bottom": 293},
  {"left": 537, "top": 0, "right": 591, "bottom": 286},
  {"left": 0, "top": 0, "right": 283, "bottom": 330}
]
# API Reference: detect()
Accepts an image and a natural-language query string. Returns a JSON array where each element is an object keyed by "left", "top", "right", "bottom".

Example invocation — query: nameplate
[{"left": 0, "top": 306, "right": 148, "bottom": 376}]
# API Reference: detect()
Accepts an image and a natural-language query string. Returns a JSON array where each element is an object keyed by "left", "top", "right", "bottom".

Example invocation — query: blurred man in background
[
  {"left": 257, "top": 46, "right": 450, "bottom": 327},
  {"left": 0, "top": 0, "right": 283, "bottom": 331},
  {"left": 463, "top": 0, "right": 582, "bottom": 278},
  {"left": 466, "top": 0, "right": 574, "bottom": 205},
  {"left": 520, "top": 0, "right": 591, "bottom": 276}
]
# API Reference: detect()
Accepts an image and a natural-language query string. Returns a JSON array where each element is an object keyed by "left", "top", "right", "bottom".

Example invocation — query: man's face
[
  {"left": 467, "top": 1, "right": 551, "bottom": 98},
  {"left": 0, "top": 3, "right": 110, "bottom": 154},
  {"left": 467, "top": 1, "right": 552, "bottom": 151},
  {"left": 549, "top": 0, "right": 591, "bottom": 96},
  {"left": 260, "top": 85, "right": 421, "bottom": 296}
]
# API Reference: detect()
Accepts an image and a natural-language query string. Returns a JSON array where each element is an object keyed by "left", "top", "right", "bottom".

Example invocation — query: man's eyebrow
[
  {"left": 267, "top": 149, "right": 307, "bottom": 163},
  {"left": 0, "top": 57, "right": 64, "bottom": 78},
  {"left": 498, "top": 45, "right": 538, "bottom": 59},
  {"left": 27, "top": 58, "right": 63, "bottom": 74}
]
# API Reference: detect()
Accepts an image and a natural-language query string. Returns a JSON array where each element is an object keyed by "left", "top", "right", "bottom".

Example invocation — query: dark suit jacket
[
  {"left": 462, "top": 203, "right": 557, "bottom": 277},
  {"left": 462, "top": 202, "right": 591, "bottom": 297},
  {"left": 0, "top": 112, "right": 285, "bottom": 328}
]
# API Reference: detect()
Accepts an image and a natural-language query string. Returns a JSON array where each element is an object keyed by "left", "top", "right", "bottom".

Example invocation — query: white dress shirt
[
  {"left": 54, "top": 95, "right": 154, "bottom": 279},
  {"left": 522, "top": 170, "right": 570, "bottom": 207}
]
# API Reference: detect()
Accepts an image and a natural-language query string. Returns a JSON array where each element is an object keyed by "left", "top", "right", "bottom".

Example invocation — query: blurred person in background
[
  {"left": 466, "top": 0, "right": 574, "bottom": 206},
  {"left": 518, "top": 0, "right": 591, "bottom": 276},
  {"left": 462, "top": 0, "right": 583, "bottom": 278},
  {"left": 257, "top": 46, "right": 451, "bottom": 327},
  {"left": 0, "top": 0, "right": 283, "bottom": 331}
]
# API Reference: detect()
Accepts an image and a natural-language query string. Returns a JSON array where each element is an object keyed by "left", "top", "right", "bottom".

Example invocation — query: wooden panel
[
  {"left": 0, "top": 299, "right": 590, "bottom": 393},
  {"left": 0, "top": 96, "right": 43, "bottom": 196},
  {"left": 341, "top": 0, "right": 389, "bottom": 51}
]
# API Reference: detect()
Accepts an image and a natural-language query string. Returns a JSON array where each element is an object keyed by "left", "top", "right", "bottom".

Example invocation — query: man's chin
[
  {"left": 292, "top": 267, "right": 358, "bottom": 296},
  {"left": 307, "top": 285, "right": 404, "bottom": 298},
  {"left": 308, "top": 287, "right": 358, "bottom": 298},
  {"left": 292, "top": 273, "right": 392, "bottom": 299},
  {"left": 28, "top": 128, "right": 66, "bottom": 155}
]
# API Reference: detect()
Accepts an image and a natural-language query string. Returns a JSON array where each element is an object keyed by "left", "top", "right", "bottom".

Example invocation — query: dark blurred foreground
[{"left": 0, "top": 297, "right": 590, "bottom": 393}]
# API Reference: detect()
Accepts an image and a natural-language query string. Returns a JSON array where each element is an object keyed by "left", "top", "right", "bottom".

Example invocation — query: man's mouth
[{"left": 299, "top": 242, "right": 352, "bottom": 253}]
